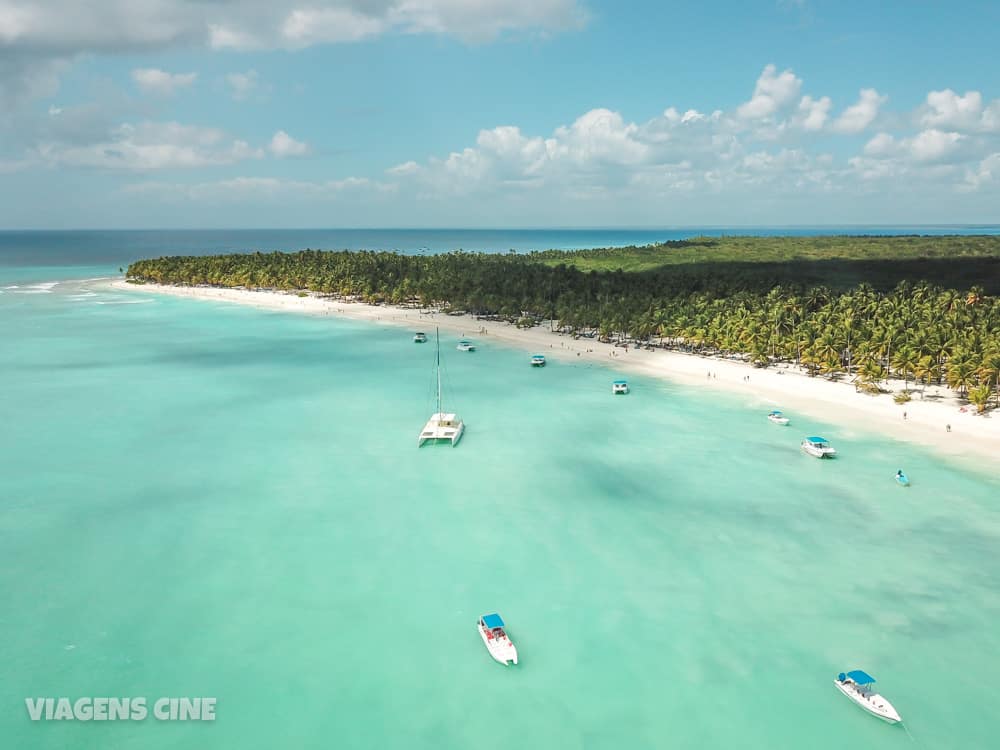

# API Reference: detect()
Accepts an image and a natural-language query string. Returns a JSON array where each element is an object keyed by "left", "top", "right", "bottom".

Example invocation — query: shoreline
[{"left": 107, "top": 280, "right": 1000, "bottom": 467}]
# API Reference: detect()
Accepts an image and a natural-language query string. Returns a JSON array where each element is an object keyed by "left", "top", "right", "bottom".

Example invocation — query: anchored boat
[
  {"left": 801, "top": 436, "right": 836, "bottom": 458},
  {"left": 613, "top": 379, "right": 629, "bottom": 394},
  {"left": 895, "top": 470, "right": 910, "bottom": 486},
  {"left": 477, "top": 613, "right": 518, "bottom": 665},
  {"left": 456, "top": 340, "right": 476, "bottom": 352},
  {"left": 418, "top": 328, "right": 465, "bottom": 447},
  {"left": 413, "top": 332, "right": 427, "bottom": 343},
  {"left": 834, "top": 670, "right": 902, "bottom": 724},
  {"left": 530, "top": 354, "right": 546, "bottom": 367}
]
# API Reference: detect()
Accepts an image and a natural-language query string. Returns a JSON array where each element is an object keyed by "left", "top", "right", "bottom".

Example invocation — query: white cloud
[
  {"left": 131, "top": 68, "right": 197, "bottom": 96},
  {"left": 795, "top": 95, "right": 831, "bottom": 131},
  {"left": 908, "top": 129, "right": 963, "bottom": 162},
  {"left": 124, "top": 175, "right": 388, "bottom": 201},
  {"left": 279, "top": 7, "right": 386, "bottom": 47},
  {"left": 831, "top": 88, "right": 886, "bottom": 134},
  {"left": 225, "top": 70, "right": 259, "bottom": 100},
  {"left": 268, "top": 130, "right": 310, "bottom": 157},
  {"left": 920, "top": 89, "right": 1000, "bottom": 133},
  {"left": 737, "top": 64, "right": 802, "bottom": 120},
  {"left": 387, "top": 160, "right": 420, "bottom": 176},
  {"left": 35, "top": 121, "right": 264, "bottom": 170}
]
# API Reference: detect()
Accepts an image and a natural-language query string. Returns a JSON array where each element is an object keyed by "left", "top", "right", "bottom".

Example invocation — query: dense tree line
[{"left": 127, "top": 241, "right": 1000, "bottom": 412}]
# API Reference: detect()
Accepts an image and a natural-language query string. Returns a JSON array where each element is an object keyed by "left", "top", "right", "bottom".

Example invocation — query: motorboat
[
  {"left": 418, "top": 329, "right": 465, "bottom": 447},
  {"left": 530, "top": 354, "right": 546, "bottom": 367},
  {"left": 477, "top": 613, "right": 518, "bottom": 665},
  {"left": 456, "top": 340, "right": 476, "bottom": 352},
  {"left": 613, "top": 379, "right": 629, "bottom": 394},
  {"left": 834, "top": 670, "right": 902, "bottom": 724},
  {"left": 767, "top": 410, "right": 790, "bottom": 425},
  {"left": 801, "top": 436, "right": 836, "bottom": 458},
  {"left": 895, "top": 470, "right": 910, "bottom": 486},
  {"left": 413, "top": 332, "right": 428, "bottom": 343}
]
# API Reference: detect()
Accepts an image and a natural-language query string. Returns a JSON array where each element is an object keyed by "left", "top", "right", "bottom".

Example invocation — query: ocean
[{"left": 2, "top": 229, "right": 1000, "bottom": 749}]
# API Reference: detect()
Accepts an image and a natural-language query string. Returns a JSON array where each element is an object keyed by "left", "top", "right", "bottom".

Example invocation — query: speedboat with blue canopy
[
  {"left": 767, "top": 410, "right": 790, "bottom": 425},
  {"left": 612, "top": 379, "right": 629, "bottom": 394},
  {"left": 834, "top": 670, "right": 902, "bottom": 723},
  {"left": 530, "top": 354, "right": 546, "bottom": 367},
  {"left": 801, "top": 436, "right": 836, "bottom": 458},
  {"left": 478, "top": 613, "right": 518, "bottom": 665}
]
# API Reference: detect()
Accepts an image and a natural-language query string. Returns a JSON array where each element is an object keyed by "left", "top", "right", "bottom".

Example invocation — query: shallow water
[{"left": 2, "top": 271, "right": 1000, "bottom": 749}]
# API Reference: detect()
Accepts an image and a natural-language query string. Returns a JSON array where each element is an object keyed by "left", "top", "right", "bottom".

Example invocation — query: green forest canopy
[{"left": 127, "top": 235, "right": 1000, "bottom": 410}]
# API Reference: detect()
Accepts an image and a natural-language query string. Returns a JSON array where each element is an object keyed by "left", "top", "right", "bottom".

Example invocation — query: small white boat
[
  {"left": 478, "top": 613, "right": 518, "bottom": 666},
  {"left": 413, "top": 332, "right": 427, "bottom": 343},
  {"left": 418, "top": 329, "right": 465, "bottom": 447},
  {"left": 767, "top": 410, "right": 790, "bottom": 425},
  {"left": 456, "top": 340, "right": 476, "bottom": 352},
  {"left": 613, "top": 379, "right": 629, "bottom": 394},
  {"left": 530, "top": 354, "right": 546, "bottom": 367},
  {"left": 834, "top": 670, "right": 902, "bottom": 724},
  {"left": 801, "top": 436, "right": 836, "bottom": 458}
]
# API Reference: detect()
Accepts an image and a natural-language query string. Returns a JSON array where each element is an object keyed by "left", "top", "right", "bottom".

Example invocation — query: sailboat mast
[{"left": 436, "top": 326, "right": 442, "bottom": 414}]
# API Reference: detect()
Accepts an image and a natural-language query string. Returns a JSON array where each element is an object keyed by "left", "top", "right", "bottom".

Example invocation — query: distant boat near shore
[
  {"left": 613, "top": 379, "right": 629, "bottom": 394},
  {"left": 413, "top": 332, "right": 427, "bottom": 343},
  {"left": 895, "top": 470, "right": 910, "bottom": 486},
  {"left": 456, "top": 340, "right": 476, "bottom": 352},
  {"left": 530, "top": 354, "right": 546, "bottom": 367}
]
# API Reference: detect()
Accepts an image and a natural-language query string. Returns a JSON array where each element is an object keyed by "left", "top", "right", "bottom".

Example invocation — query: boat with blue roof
[
  {"left": 895, "top": 469, "right": 910, "bottom": 486},
  {"left": 530, "top": 354, "right": 546, "bottom": 367},
  {"left": 767, "top": 409, "right": 790, "bottom": 425},
  {"left": 612, "top": 379, "right": 629, "bottom": 394},
  {"left": 801, "top": 436, "right": 836, "bottom": 458},
  {"left": 478, "top": 613, "right": 518, "bottom": 665},
  {"left": 834, "top": 670, "right": 902, "bottom": 724}
]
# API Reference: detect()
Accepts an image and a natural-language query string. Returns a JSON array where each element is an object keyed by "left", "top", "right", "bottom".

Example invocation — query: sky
[{"left": 1, "top": 0, "right": 999, "bottom": 228}]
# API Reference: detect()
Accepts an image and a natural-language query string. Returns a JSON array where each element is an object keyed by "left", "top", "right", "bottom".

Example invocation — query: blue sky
[{"left": 1, "top": 0, "right": 999, "bottom": 228}]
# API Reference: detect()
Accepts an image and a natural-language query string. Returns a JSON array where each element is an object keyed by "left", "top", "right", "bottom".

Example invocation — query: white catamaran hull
[
  {"left": 801, "top": 443, "right": 836, "bottom": 458},
  {"left": 833, "top": 680, "right": 902, "bottom": 724},
  {"left": 768, "top": 415, "right": 790, "bottom": 425},
  {"left": 478, "top": 624, "right": 518, "bottom": 665}
]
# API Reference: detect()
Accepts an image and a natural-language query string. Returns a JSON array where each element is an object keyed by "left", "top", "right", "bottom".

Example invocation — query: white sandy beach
[{"left": 108, "top": 280, "right": 1000, "bottom": 466}]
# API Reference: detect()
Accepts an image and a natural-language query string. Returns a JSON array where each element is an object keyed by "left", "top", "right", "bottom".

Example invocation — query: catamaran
[
  {"left": 613, "top": 379, "right": 629, "bottom": 394},
  {"left": 801, "top": 436, "right": 836, "bottom": 458},
  {"left": 767, "top": 410, "right": 790, "bottom": 425},
  {"left": 530, "top": 354, "right": 546, "bottom": 367},
  {"left": 477, "top": 613, "right": 518, "bottom": 665},
  {"left": 834, "top": 670, "right": 902, "bottom": 724},
  {"left": 418, "top": 328, "right": 465, "bottom": 447},
  {"left": 413, "top": 332, "right": 427, "bottom": 343}
]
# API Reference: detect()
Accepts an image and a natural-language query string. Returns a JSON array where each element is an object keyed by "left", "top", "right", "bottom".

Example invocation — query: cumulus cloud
[
  {"left": 830, "top": 88, "right": 886, "bottom": 134},
  {"left": 0, "top": 1, "right": 587, "bottom": 108},
  {"left": 131, "top": 68, "right": 197, "bottom": 95},
  {"left": 795, "top": 95, "right": 831, "bottom": 131},
  {"left": 268, "top": 130, "right": 310, "bottom": 157},
  {"left": 737, "top": 65, "right": 802, "bottom": 120},
  {"left": 34, "top": 121, "right": 263, "bottom": 170},
  {"left": 920, "top": 89, "right": 1000, "bottom": 133}
]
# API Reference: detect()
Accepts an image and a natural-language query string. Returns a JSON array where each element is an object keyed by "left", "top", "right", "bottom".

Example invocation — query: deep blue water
[{"left": 1, "top": 226, "right": 999, "bottom": 269}]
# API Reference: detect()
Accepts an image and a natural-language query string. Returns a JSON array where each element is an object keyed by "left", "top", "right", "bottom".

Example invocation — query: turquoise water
[{"left": 3, "top": 271, "right": 1000, "bottom": 749}]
